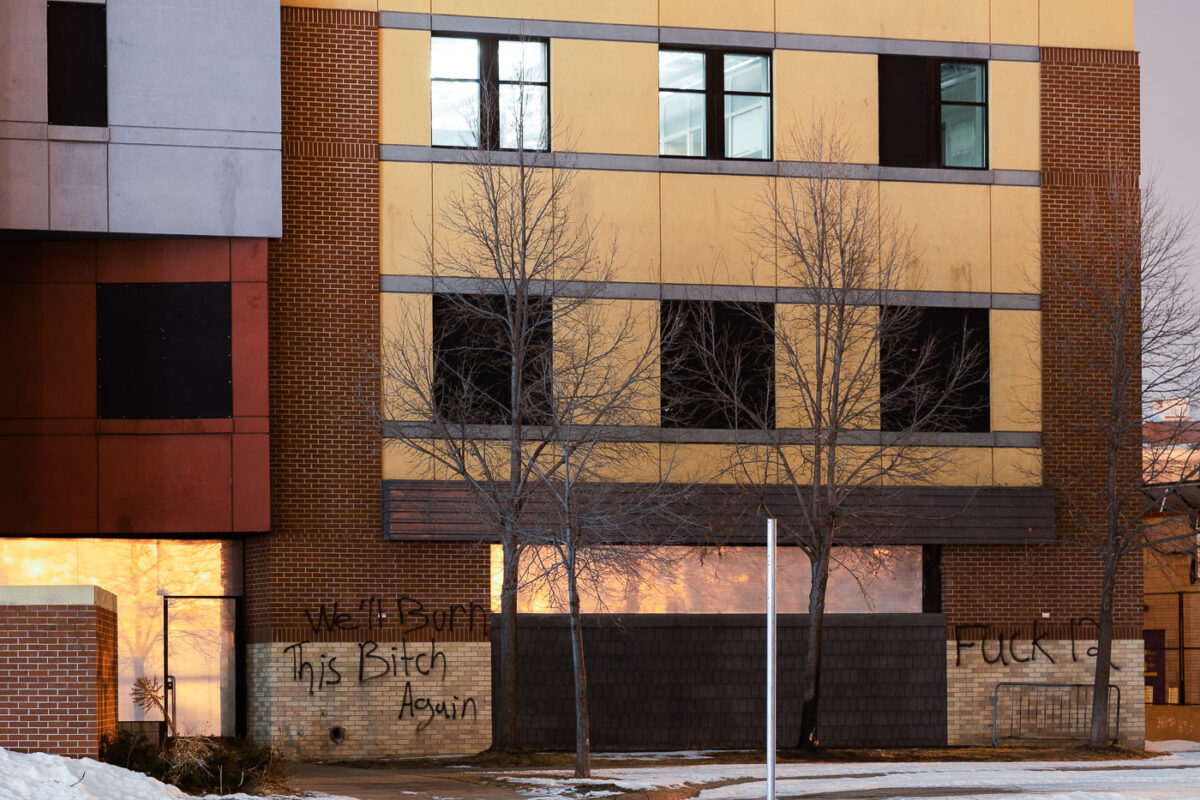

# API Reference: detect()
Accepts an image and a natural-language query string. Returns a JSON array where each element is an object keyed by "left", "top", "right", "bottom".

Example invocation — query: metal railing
[{"left": 992, "top": 682, "right": 1121, "bottom": 745}]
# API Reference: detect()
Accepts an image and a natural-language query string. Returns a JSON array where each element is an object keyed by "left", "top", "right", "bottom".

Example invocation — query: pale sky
[{"left": 1136, "top": 0, "right": 1200, "bottom": 217}]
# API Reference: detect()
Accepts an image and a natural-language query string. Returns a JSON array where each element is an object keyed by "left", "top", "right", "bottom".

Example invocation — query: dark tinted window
[
  {"left": 432, "top": 294, "right": 552, "bottom": 425},
  {"left": 879, "top": 56, "right": 986, "bottom": 169},
  {"left": 661, "top": 300, "right": 774, "bottom": 429},
  {"left": 880, "top": 306, "right": 989, "bottom": 433},
  {"left": 47, "top": 2, "right": 107, "bottom": 127},
  {"left": 97, "top": 283, "right": 232, "bottom": 419}
]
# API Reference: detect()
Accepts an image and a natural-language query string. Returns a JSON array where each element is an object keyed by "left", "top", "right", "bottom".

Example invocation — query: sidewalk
[{"left": 289, "top": 762, "right": 528, "bottom": 800}]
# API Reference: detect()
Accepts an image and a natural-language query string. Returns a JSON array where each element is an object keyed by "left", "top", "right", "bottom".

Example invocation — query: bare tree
[
  {"left": 377, "top": 78, "right": 621, "bottom": 746},
  {"left": 1042, "top": 163, "right": 1200, "bottom": 747},
  {"left": 669, "top": 117, "right": 988, "bottom": 748},
  {"left": 521, "top": 299, "right": 695, "bottom": 777}
]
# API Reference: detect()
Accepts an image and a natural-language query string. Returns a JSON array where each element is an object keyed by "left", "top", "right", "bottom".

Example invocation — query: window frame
[
  {"left": 878, "top": 305, "right": 990, "bottom": 434},
  {"left": 431, "top": 33, "right": 551, "bottom": 153},
  {"left": 658, "top": 46, "right": 773, "bottom": 161},
  {"left": 660, "top": 299, "right": 776, "bottom": 430},
  {"left": 935, "top": 60, "right": 988, "bottom": 170},
  {"left": 878, "top": 56, "right": 988, "bottom": 170}
]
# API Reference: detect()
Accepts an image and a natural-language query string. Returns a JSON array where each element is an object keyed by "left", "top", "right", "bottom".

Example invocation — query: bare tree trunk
[
  {"left": 798, "top": 544, "right": 831, "bottom": 749},
  {"left": 1088, "top": 544, "right": 1119, "bottom": 748},
  {"left": 566, "top": 547, "right": 591, "bottom": 777},
  {"left": 494, "top": 534, "right": 520, "bottom": 750}
]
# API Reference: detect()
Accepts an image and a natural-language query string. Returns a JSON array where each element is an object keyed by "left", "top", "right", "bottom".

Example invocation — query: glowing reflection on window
[
  {"left": 0, "top": 539, "right": 240, "bottom": 735},
  {"left": 490, "top": 544, "right": 921, "bottom": 614}
]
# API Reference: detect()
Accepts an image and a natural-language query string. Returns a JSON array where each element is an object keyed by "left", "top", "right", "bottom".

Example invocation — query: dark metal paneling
[
  {"left": 497, "top": 613, "right": 948, "bottom": 749},
  {"left": 382, "top": 479, "right": 1055, "bottom": 544}
]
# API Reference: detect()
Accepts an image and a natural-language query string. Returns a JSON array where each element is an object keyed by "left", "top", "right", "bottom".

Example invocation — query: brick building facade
[{"left": 1, "top": 0, "right": 1147, "bottom": 757}]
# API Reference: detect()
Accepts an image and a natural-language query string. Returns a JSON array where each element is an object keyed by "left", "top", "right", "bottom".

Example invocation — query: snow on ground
[
  {"left": 499, "top": 752, "right": 1200, "bottom": 800},
  {"left": 0, "top": 747, "right": 355, "bottom": 800},
  {"left": 1146, "top": 739, "right": 1200, "bottom": 753}
]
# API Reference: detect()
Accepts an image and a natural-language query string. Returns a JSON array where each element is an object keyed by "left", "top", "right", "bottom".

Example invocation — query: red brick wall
[
  {"left": 251, "top": 7, "right": 489, "bottom": 644},
  {"left": 0, "top": 239, "right": 270, "bottom": 535},
  {"left": 942, "top": 47, "right": 1142, "bottom": 638},
  {"left": 0, "top": 603, "right": 117, "bottom": 758}
]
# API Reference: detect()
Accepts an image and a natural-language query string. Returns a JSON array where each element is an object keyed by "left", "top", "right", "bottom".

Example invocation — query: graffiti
[
  {"left": 953, "top": 619, "right": 1121, "bottom": 670},
  {"left": 399, "top": 684, "right": 477, "bottom": 731},
  {"left": 301, "top": 596, "right": 490, "bottom": 639},
  {"left": 284, "top": 597, "right": 485, "bottom": 729}
]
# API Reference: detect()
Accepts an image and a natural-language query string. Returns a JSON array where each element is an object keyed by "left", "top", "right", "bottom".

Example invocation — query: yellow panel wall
[
  {"left": 989, "top": 60, "right": 1039, "bottom": 172},
  {"left": 882, "top": 182, "right": 990, "bottom": 293},
  {"left": 431, "top": 0, "right": 656, "bottom": 26},
  {"left": 774, "top": 51, "right": 878, "bottom": 165},
  {"left": 660, "top": 0, "right": 774, "bottom": 32},
  {"left": 551, "top": 39, "right": 658, "bottom": 156},
  {"left": 569, "top": 170, "right": 661, "bottom": 283},
  {"left": 380, "top": 29, "right": 431, "bottom": 146},
  {"left": 993, "top": 448, "right": 1041, "bottom": 486},
  {"left": 380, "top": 161, "right": 433, "bottom": 275},
  {"left": 990, "top": 186, "right": 1040, "bottom": 295},
  {"left": 1040, "top": 0, "right": 1135, "bottom": 50},
  {"left": 990, "top": 309, "right": 1041, "bottom": 432},
  {"left": 990, "top": 0, "right": 1039, "bottom": 45},
  {"left": 776, "top": 0, "right": 990, "bottom": 43},
  {"left": 660, "top": 173, "right": 773, "bottom": 286}
]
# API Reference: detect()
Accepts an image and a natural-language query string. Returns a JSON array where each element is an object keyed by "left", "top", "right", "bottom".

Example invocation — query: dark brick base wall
[{"left": 500, "top": 613, "right": 946, "bottom": 749}]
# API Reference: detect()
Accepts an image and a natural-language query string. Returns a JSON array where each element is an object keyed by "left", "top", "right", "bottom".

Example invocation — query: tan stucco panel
[
  {"left": 431, "top": 0, "right": 656, "bottom": 26},
  {"left": 774, "top": 51, "right": 878, "bottom": 166},
  {"left": 989, "top": 60, "right": 1040, "bottom": 172},
  {"left": 660, "top": 0, "right": 774, "bottom": 32},
  {"left": 883, "top": 182, "right": 990, "bottom": 293},
  {"left": 1040, "top": 0, "right": 1135, "bottom": 50},
  {"left": 990, "top": 185, "right": 1040, "bottom": 295},
  {"left": 990, "top": 309, "right": 1041, "bottom": 432},
  {"left": 660, "top": 173, "right": 773, "bottom": 286},
  {"left": 380, "top": 29, "right": 431, "bottom": 146},
  {"left": 552, "top": 39, "right": 658, "bottom": 156},
  {"left": 569, "top": 169, "right": 660, "bottom": 283},
  {"left": 380, "top": 161, "right": 433, "bottom": 275},
  {"left": 777, "top": 0, "right": 990, "bottom": 43}
]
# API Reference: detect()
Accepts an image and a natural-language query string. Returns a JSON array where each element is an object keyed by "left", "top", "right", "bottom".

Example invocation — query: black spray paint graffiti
[
  {"left": 953, "top": 618, "right": 1121, "bottom": 670},
  {"left": 302, "top": 596, "right": 490, "bottom": 639},
  {"left": 284, "top": 597, "right": 486, "bottom": 729}
]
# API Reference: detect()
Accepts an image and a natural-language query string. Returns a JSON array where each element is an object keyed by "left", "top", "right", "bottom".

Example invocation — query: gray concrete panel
[
  {"left": 49, "top": 141, "right": 107, "bottom": 231},
  {"left": 0, "top": 138, "right": 49, "bottom": 230},
  {"left": 108, "top": 143, "right": 282, "bottom": 237},
  {"left": 0, "top": 0, "right": 48, "bottom": 123},
  {"left": 107, "top": 0, "right": 280, "bottom": 134}
]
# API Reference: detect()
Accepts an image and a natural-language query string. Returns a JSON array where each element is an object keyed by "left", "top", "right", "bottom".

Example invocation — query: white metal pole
[{"left": 767, "top": 517, "right": 777, "bottom": 800}]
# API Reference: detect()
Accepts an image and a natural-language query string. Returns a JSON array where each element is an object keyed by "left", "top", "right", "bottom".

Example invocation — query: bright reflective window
[
  {"left": 659, "top": 49, "right": 771, "bottom": 159},
  {"left": 431, "top": 36, "right": 549, "bottom": 151},
  {"left": 0, "top": 539, "right": 242, "bottom": 735},
  {"left": 491, "top": 544, "right": 922, "bottom": 614}
]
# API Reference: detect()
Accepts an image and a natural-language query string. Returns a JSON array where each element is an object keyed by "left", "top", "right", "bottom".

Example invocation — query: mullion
[
  {"left": 480, "top": 37, "right": 500, "bottom": 150},
  {"left": 707, "top": 51, "right": 722, "bottom": 158}
]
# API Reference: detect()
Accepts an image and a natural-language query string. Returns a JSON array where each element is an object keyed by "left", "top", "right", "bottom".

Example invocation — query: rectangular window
[
  {"left": 659, "top": 49, "right": 771, "bottom": 160},
  {"left": 879, "top": 56, "right": 986, "bottom": 169},
  {"left": 880, "top": 306, "right": 990, "bottom": 433},
  {"left": 432, "top": 294, "right": 552, "bottom": 425},
  {"left": 431, "top": 35, "right": 549, "bottom": 151},
  {"left": 47, "top": 1, "right": 107, "bottom": 127},
  {"left": 97, "top": 283, "right": 232, "bottom": 419},
  {"left": 660, "top": 300, "right": 774, "bottom": 429}
]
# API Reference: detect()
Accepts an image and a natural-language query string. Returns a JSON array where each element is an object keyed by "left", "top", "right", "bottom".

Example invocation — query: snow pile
[
  {"left": 1146, "top": 739, "right": 1200, "bottom": 752},
  {"left": 0, "top": 747, "right": 354, "bottom": 800}
]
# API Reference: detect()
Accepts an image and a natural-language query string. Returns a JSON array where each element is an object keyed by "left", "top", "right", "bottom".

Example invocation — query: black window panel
[
  {"left": 47, "top": 2, "right": 107, "bottom": 127},
  {"left": 880, "top": 306, "right": 989, "bottom": 433},
  {"left": 661, "top": 300, "right": 774, "bottom": 430},
  {"left": 97, "top": 283, "right": 232, "bottom": 419},
  {"left": 878, "top": 55, "right": 932, "bottom": 168},
  {"left": 432, "top": 294, "right": 552, "bottom": 425}
]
